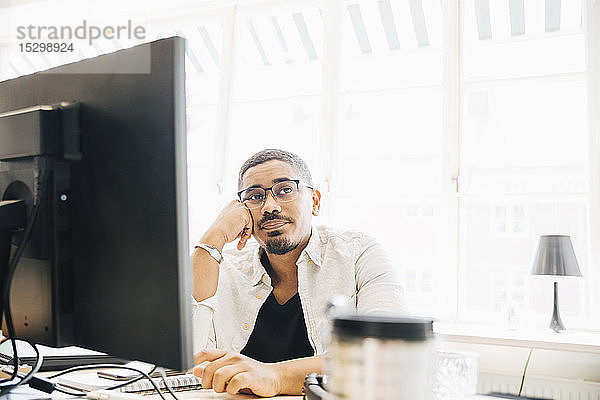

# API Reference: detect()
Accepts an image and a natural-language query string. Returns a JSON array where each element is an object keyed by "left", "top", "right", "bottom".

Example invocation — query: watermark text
[{"left": 16, "top": 20, "right": 146, "bottom": 45}]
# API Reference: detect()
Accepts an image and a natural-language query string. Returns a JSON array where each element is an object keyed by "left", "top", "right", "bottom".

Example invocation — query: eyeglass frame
[{"left": 237, "top": 179, "right": 314, "bottom": 208}]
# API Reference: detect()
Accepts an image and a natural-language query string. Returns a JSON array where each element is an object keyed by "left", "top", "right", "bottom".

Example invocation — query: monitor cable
[
  {"left": 47, "top": 364, "right": 158, "bottom": 395},
  {"left": 0, "top": 339, "right": 43, "bottom": 390},
  {"left": 48, "top": 364, "right": 179, "bottom": 400},
  {"left": 0, "top": 168, "right": 49, "bottom": 392}
]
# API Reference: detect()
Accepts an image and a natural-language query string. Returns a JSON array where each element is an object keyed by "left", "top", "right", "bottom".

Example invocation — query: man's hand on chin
[{"left": 193, "top": 349, "right": 282, "bottom": 397}]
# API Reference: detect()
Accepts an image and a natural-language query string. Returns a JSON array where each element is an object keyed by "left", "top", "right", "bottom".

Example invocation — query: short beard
[{"left": 265, "top": 237, "right": 301, "bottom": 255}]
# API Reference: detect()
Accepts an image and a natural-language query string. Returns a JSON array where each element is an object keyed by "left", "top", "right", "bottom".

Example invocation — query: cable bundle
[{"left": 0, "top": 167, "right": 48, "bottom": 394}]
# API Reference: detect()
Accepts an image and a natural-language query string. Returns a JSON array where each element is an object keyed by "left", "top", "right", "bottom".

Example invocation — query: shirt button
[
  {"left": 308, "top": 260, "right": 312, "bottom": 265},
  {"left": 262, "top": 274, "right": 269, "bottom": 283},
  {"left": 243, "top": 323, "right": 249, "bottom": 330},
  {"left": 256, "top": 294, "right": 262, "bottom": 300}
]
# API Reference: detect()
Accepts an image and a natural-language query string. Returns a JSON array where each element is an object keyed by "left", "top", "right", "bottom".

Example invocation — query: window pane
[
  {"left": 464, "top": 36, "right": 585, "bottom": 80},
  {"left": 340, "top": 0, "right": 444, "bottom": 90},
  {"left": 336, "top": 90, "right": 443, "bottom": 196},
  {"left": 462, "top": 81, "right": 589, "bottom": 194},
  {"left": 460, "top": 198, "right": 590, "bottom": 325},
  {"left": 329, "top": 196, "right": 456, "bottom": 317},
  {"left": 459, "top": 0, "right": 594, "bottom": 328},
  {"left": 233, "top": 7, "right": 323, "bottom": 100},
  {"left": 463, "top": 0, "right": 584, "bottom": 80}
]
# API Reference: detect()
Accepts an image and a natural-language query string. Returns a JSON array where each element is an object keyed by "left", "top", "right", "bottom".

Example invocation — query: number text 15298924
[{"left": 19, "top": 43, "right": 74, "bottom": 52}]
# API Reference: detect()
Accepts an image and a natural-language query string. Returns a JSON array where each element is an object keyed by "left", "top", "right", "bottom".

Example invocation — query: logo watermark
[
  {"left": 16, "top": 20, "right": 146, "bottom": 46},
  {"left": 13, "top": 19, "right": 152, "bottom": 74}
]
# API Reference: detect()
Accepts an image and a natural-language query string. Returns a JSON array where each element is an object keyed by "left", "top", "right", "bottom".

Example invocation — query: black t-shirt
[{"left": 240, "top": 291, "right": 314, "bottom": 363}]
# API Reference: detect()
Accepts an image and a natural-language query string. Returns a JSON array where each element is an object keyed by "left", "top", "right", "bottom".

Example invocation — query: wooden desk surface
[
  {"left": 155, "top": 391, "right": 302, "bottom": 399},
  {"left": 1, "top": 367, "right": 303, "bottom": 400},
  {"left": 4, "top": 386, "right": 303, "bottom": 400},
  {"left": 2, "top": 386, "right": 503, "bottom": 400}
]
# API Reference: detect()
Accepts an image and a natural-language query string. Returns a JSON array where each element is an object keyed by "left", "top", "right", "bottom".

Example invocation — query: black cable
[
  {"left": 0, "top": 330, "right": 19, "bottom": 385},
  {"left": 98, "top": 365, "right": 158, "bottom": 391},
  {"left": 47, "top": 363, "right": 154, "bottom": 382},
  {"left": 0, "top": 340, "right": 43, "bottom": 392},
  {"left": 159, "top": 369, "right": 179, "bottom": 400},
  {"left": 518, "top": 348, "right": 533, "bottom": 397},
  {"left": 1, "top": 363, "right": 159, "bottom": 397},
  {"left": 0, "top": 168, "right": 48, "bottom": 388},
  {"left": 0, "top": 337, "right": 18, "bottom": 382},
  {"left": 48, "top": 364, "right": 174, "bottom": 400},
  {"left": 2, "top": 352, "right": 179, "bottom": 399}
]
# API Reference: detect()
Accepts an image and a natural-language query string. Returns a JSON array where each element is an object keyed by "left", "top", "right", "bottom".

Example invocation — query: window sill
[{"left": 434, "top": 323, "right": 600, "bottom": 354}]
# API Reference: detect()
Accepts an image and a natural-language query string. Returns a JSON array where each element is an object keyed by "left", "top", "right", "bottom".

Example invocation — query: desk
[
  {"left": 4, "top": 385, "right": 303, "bottom": 399},
  {"left": 1, "top": 386, "right": 519, "bottom": 400}
]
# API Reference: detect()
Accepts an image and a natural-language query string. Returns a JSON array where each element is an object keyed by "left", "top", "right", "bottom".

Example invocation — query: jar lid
[{"left": 332, "top": 315, "right": 433, "bottom": 340}]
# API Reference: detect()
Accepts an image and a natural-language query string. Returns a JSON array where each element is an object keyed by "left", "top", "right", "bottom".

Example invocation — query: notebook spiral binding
[{"left": 116, "top": 374, "right": 202, "bottom": 394}]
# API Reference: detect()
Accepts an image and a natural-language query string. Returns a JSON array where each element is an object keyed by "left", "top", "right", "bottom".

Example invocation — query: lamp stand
[{"left": 550, "top": 281, "right": 565, "bottom": 332}]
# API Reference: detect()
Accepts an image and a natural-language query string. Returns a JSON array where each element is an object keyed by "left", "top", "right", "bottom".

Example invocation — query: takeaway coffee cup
[{"left": 325, "top": 315, "right": 435, "bottom": 400}]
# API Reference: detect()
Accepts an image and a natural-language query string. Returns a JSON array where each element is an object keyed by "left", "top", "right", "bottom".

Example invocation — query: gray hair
[{"left": 238, "top": 149, "right": 313, "bottom": 189}]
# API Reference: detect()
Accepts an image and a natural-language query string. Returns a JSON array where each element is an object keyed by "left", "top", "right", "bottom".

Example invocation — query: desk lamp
[{"left": 530, "top": 235, "right": 582, "bottom": 332}]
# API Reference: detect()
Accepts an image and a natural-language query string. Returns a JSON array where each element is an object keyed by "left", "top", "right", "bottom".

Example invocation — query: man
[{"left": 192, "top": 149, "right": 407, "bottom": 396}]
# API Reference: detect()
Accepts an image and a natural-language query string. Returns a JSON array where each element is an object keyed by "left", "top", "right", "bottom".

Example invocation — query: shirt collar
[
  {"left": 302, "top": 226, "right": 322, "bottom": 267},
  {"left": 251, "top": 245, "right": 269, "bottom": 286},
  {"left": 250, "top": 226, "right": 322, "bottom": 286}
]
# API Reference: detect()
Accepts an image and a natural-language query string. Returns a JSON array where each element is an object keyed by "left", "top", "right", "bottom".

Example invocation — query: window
[
  {"left": 459, "top": 0, "right": 594, "bottom": 327},
  {"left": 3, "top": 0, "right": 598, "bottom": 329}
]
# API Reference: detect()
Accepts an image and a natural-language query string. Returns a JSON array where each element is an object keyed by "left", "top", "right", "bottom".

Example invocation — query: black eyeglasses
[{"left": 237, "top": 179, "right": 313, "bottom": 209}]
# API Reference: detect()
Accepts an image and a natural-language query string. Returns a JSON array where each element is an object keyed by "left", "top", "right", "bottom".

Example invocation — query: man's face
[{"left": 240, "top": 160, "right": 320, "bottom": 255}]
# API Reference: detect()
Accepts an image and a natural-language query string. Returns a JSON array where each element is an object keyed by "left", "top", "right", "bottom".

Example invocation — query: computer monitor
[{"left": 0, "top": 37, "right": 193, "bottom": 370}]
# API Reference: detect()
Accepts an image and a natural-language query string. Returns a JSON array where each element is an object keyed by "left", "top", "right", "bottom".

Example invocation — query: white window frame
[
  {"left": 166, "top": 0, "right": 600, "bottom": 328},
  {"left": 11, "top": 0, "right": 594, "bottom": 328}
]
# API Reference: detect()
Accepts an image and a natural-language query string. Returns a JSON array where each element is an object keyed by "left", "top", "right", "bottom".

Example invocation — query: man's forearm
[
  {"left": 274, "top": 355, "right": 324, "bottom": 395},
  {"left": 192, "top": 231, "right": 225, "bottom": 301}
]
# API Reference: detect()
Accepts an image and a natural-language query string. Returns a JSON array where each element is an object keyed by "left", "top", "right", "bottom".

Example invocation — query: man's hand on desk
[{"left": 194, "top": 350, "right": 281, "bottom": 397}]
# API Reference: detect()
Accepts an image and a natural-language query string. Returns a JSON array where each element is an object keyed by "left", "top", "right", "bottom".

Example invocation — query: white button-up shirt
[{"left": 192, "top": 225, "right": 408, "bottom": 355}]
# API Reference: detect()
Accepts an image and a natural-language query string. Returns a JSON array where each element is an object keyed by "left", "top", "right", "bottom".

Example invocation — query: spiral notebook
[
  {"left": 116, "top": 374, "right": 202, "bottom": 394},
  {"left": 57, "top": 372, "right": 202, "bottom": 394}
]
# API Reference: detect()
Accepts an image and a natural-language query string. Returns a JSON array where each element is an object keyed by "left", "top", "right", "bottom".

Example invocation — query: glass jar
[{"left": 432, "top": 350, "right": 479, "bottom": 400}]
